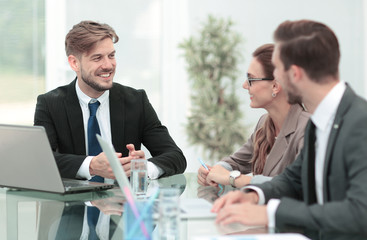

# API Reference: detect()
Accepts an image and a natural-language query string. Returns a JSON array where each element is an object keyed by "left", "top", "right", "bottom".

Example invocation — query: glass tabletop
[{"left": 0, "top": 173, "right": 365, "bottom": 240}]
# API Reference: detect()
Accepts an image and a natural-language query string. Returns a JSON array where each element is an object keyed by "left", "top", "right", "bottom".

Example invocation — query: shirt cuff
[
  {"left": 76, "top": 156, "right": 93, "bottom": 180},
  {"left": 267, "top": 199, "right": 280, "bottom": 229},
  {"left": 242, "top": 185, "right": 266, "bottom": 205},
  {"left": 250, "top": 175, "right": 273, "bottom": 185},
  {"left": 147, "top": 161, "right": 164, "bottom": 179},
  {"left": 215, "top": 161, "right": 233, "bottom": 171}
]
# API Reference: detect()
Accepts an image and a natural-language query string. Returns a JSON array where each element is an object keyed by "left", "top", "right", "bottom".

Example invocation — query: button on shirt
[
  {"left": 74, "top": 79, "right": 163, "bottom": 180},
  {"left": 244, "top": 81, "right": 346, "bottom": 228}
]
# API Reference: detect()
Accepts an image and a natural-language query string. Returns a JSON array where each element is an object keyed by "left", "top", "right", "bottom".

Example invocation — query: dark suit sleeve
[
  {"left": 34, "top": 93, "right": 85, "bottom": 179},
  {"left": 139, "top": 90, "right": 186, "bottom": 177},
  {"left": 256, "top": 114, "right": 367, "bottom": 233},
  {"left": 255, "top": 147, "right": 305, "bottom": 201},
  {"left": 277, "top": 116, "right": 367, "bottom": 233}
]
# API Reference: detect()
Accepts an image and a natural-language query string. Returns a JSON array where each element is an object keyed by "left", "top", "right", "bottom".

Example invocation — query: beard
[
  {"left": 287, "top": 91, "right": 303, "bottom": 105},
  {"left": 284, "top": 75, "right": 303, "bottom": 105},
  {"left": 80, "top": 67, "right": 114, "bottom": 92}
]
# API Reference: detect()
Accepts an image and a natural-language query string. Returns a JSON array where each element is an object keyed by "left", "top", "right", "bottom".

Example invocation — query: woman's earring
[{"left": 272, "top": 92, "right": 277, "bottom": 98}]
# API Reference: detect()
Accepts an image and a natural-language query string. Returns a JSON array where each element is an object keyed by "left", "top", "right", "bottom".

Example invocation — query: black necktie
[
  {"left": 88, "top": 100, "right": 103, "bottom": 183},
  {"left": 307, "top": 122, "right": 317, "bottom": 204}
]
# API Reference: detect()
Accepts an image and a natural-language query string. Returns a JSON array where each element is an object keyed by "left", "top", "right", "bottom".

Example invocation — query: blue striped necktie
[
  {"left": 87, "top": 100, "right": 103, "bottom": 239},
  {"left": 88, "top": 100, "right": 103, "bottom": 183}
]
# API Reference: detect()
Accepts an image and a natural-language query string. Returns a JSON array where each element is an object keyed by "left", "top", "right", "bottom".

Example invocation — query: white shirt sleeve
[
  {"left": 76, "top": 156, "right": 93, "bottom": 180},
  {"left": 267, "top": 199, "right": 280, "bottom": 228},
  {"left": 147, "top": 161, "right": 164, "bottom": 179}
]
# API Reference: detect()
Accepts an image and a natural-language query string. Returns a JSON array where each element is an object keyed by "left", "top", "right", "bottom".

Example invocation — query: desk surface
[{"left": 0, "top": 173, "right": 364, "bottom": 240}]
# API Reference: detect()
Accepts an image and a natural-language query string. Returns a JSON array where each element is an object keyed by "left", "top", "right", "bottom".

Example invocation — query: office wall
[{"left": 45, "top": 0, "right": 366, "bottom": 172}]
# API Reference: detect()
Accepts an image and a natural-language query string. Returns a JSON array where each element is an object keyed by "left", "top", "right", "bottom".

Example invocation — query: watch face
[{"left": 231, "top": 170, "right": 241, "bottom": 178}]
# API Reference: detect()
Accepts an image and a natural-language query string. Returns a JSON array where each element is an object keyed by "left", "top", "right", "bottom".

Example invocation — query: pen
[
  {"left": 198, "top": 157, "right": 209, "bottom": 170},
  {"left": 198, "top": 158, "right": 224, "bottom": 195}
]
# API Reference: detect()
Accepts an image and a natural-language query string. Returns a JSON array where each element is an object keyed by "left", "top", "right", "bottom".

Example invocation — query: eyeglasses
[{"left": 247, "top": 77, "right": 274, "bottom": 86}]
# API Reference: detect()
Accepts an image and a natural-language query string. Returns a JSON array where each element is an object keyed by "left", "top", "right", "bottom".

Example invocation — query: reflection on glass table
[{"left": 1, "top": 173, "right": 366, "bottom": 240}]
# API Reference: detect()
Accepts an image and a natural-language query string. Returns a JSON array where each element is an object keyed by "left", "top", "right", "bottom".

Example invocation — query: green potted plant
[{"left": 179, "top": 15, "right": 247, "bottom": 164}]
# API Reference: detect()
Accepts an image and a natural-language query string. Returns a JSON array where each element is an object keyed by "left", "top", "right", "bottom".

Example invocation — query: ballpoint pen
[{"left": 197, "top": 158, "right": 224, "bottom": 195}]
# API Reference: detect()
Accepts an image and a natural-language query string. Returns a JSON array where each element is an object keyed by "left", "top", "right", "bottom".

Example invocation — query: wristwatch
[{"left": 229, "top": 170, "right": 241, "bottom": 188}]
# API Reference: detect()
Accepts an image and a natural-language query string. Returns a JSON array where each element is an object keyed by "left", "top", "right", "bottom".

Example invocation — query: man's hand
[
  {"left": 216, "top": 202, "right": 268, "bottom": 226},
  {"left": 126, "top": 144, "right": 145, "bottom": 160},
  {"left": 211, "top": 190, "right": 259, "bottom": 213},
  {"left": 90, "top": 144, "right": 147, "bottom": 178},
  {"left": 90, "top": 152, "right": 134, "bottom": 178},
  {"left": 91, "top": 191, "right": 125, "bottom": 216}
]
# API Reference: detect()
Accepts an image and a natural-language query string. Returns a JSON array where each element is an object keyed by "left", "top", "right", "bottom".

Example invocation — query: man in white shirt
[
  {"left": 34, "top": 21, "right": 186, "bottom": 182},
  {"left": 212, "top": 19, "right": 367, "bottom": 234}
]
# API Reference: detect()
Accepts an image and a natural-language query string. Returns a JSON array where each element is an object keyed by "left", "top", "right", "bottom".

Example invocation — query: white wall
[{"left": 46, "top": 0, "right": 366, "bottom": 173}]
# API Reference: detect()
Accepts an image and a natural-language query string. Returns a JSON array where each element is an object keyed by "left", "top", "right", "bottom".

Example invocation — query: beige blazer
[{"left": 221, "top": 104, "right": 310, "bottom": 177}]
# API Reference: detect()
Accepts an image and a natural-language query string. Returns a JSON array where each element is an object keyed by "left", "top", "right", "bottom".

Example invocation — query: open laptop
[{"left": 0, "top": 124, "right": 114, "bottom": 194}]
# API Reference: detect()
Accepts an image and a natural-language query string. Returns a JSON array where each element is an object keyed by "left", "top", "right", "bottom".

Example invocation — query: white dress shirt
[
  {"left": 244, "top": 81, "right": 346, "bottom": 228},
  {"left": 74, "top": 79, "right": 163, "bottom": 180}
]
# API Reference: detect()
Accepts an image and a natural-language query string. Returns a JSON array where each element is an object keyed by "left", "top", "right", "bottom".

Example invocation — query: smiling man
[{"left": 34, "top": 21, "right": 186, "bottom": 182}]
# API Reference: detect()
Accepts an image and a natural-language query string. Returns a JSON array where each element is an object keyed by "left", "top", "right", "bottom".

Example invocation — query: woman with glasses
[{"left": 197, "top": 43, "right": 310, "bottom": 188}]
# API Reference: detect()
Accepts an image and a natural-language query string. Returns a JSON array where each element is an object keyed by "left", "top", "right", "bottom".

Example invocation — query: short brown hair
[
  {"left": 274, "top": 20, "right": 340, "bottom": 82},
  {"left": 65, "top": 20, "right": 119, "bottom": 57}
]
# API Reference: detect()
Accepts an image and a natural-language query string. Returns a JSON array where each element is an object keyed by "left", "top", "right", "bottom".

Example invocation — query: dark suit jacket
[
  {"left": 255, "top": 85, "right": 367, "bottom": 233},
  {"left": 34, "top": 79, "right": 186, "bottom": 178}
]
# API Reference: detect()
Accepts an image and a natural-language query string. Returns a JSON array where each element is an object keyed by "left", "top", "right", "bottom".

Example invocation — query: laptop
[{"left": 0, "top": 124, "right": 114, "bottom": 194}]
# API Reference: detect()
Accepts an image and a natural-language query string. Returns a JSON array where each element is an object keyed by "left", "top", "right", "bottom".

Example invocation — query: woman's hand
[
  {"left": 197, "top": 165, "right": 211, "bottom": 186},
  {"left": 206, "top": 165, "right": 230, "bottom": 186}
]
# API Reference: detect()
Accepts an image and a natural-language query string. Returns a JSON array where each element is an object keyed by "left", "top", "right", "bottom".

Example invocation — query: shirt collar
[
  {"left": 75, "top": 78, "right": 110, "bottom": 109},
  {"left": 311, "top": 81, "right": 346, "bottom": 131}
]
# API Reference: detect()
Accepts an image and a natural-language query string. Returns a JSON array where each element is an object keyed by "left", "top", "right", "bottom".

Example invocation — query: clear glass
[
  {"left": 123, "top": 200, "right": 153, "bottom": 239},
  {"left": 130, "top": 159, "right": 148, "bottom": 197},
  {"left": 158, "top": 188, "right": 180, "bottom": 240}
]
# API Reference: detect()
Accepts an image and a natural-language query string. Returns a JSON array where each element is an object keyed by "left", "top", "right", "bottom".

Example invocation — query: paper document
[{"left": 180, "top": 198, "right": 217, "bottom": 219}]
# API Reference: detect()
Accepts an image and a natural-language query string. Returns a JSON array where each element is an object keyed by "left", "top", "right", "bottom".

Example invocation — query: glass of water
[
  {"left": 158, "top": 188, "right": 180, "bottom": 240},
  {"left": 130, "top": 159, "right": 148, "bottom": 197}
]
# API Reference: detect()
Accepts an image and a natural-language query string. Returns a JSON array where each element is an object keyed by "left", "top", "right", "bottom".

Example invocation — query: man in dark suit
[
  {"left": 34, "top": 20, "right": 186, "bottom": 181},
  {"left": 211, "top": 20, "right": 367, "bottom": 234}
]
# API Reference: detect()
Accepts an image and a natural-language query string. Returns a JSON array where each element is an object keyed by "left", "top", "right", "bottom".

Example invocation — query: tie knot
[{"left": 88, "top": 100, "right": 100, "bottom": 117}]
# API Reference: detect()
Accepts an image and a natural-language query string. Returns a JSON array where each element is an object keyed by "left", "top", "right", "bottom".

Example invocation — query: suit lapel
[
  {"left": 322, "top": 85, "right": 355, "bottom": 201},
  {"left": 109, "top": 84, "right": 125, "bottom": 152},
  {"left": 65, "top": 79, "right": 86, "bottom": 154}
]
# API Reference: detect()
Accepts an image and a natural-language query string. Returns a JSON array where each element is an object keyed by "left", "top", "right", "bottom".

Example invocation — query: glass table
[{"left": 0, "top": 173, "right": 365, "bottom": 239}]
